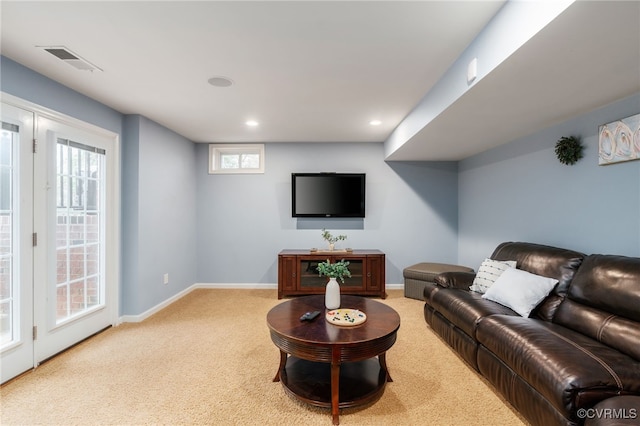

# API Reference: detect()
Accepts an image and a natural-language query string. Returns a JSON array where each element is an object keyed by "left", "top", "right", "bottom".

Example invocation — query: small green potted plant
[
  {"left": 317, "top": 259, "right": 351, "bottom": 309},
  {"left": 317, "top": 259, "right": 351, "bottom": 283},
  {"left": 321, "top": 229, "right": 347, "bottom": 251}
]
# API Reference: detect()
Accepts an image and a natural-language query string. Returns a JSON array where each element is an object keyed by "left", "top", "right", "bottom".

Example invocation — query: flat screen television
[{"left": 292, "top": 173, "right": 366, "bottom": 218}]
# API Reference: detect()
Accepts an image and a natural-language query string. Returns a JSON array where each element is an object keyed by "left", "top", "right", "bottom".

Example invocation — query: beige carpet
[{"left": 0, "top": 289, "right": 527, "bottom": 425}]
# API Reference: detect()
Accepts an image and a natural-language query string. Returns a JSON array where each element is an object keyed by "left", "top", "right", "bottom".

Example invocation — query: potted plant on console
[
  {"left": 317, "top": 259, "right": 351, "bottom": 310},
  {"left": 321, "top": 229, "right": 347, "bottom": 251}
]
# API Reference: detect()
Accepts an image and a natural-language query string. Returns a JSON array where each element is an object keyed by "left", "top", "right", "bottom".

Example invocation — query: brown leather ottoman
[
  {"left": 583, "top": 396, "right": 640, "bottom": 425},
  {"left": 403, "top": 262, "right": 474, "bottom": 300}
]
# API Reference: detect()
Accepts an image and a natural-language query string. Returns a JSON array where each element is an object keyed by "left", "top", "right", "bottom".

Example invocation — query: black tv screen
[{"left": 292, "top": 173, "right": 366, "bottom": 218}]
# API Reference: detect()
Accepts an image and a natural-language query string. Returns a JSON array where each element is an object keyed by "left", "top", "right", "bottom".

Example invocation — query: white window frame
[{"left": 208, "top": 144, "right": 265, "bottom": 174}]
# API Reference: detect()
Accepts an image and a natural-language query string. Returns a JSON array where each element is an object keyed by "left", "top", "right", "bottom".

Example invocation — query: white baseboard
[
  {"left": 193, "top": 283, "right": 278, "bottom": 290},
  {"left": 119, "top": 282, "right": 404, "bottom": 323},
  {"left": 194, "top": 283, "right": 404, "bottom": 291},
  {"left": 119, "top": 285, "right": 196, "bottom": 323},
  {"left": 119, "top": 283, "right": 276, "bottom": 323}
]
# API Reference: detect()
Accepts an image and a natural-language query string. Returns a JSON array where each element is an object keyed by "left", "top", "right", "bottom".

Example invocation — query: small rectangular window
[{"left": 209, "top": 144, "right": 265, "bottom": 174}]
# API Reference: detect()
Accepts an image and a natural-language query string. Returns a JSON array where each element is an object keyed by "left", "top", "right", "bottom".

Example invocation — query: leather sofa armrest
[{"left": 434, "top": 271, "right": 475, "bottom": 290}]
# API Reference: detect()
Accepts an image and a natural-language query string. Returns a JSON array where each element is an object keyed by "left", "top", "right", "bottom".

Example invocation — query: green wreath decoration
[{"left": 555, "top": 136, "right": 583, "bottom": 165}]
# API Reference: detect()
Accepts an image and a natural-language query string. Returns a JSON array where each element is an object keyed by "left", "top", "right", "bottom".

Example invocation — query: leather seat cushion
[
  {"left": 585, "top": 396, "right": 640, "bottom": 426},
  {"left": 554, "top": 254, "right": 640, "bottom": 361},
  {"left": 477, "top": 315, "right": 640, "bottom": 414},
  {"left": 428, "top": 288, "right": 517, "bottom": 338}
]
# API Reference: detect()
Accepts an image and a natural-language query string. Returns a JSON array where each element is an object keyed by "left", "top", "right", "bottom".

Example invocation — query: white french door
[
  {"left": 33, "top": 115, "right": 118, "bottom": 362},
  {"left": 0, "top": 103, "right": 35, "bottom": 383},
  {"left": 1, "top": 98, "right": 119, "bottom": 383}
]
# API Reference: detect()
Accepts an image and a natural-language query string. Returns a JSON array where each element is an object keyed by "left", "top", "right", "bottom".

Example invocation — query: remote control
[{"left": 300, "top": 311, "right": 321, "bottom": 321}]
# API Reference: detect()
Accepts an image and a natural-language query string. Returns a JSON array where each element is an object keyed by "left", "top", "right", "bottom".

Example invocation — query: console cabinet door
[
  {"left": 338, "top": 257, "right": 365, "bottom": 292},
  {"left": 278, "top": 255, "right": 297, "bottom": 298},
  {"left": 365, "top": 255, "right": 383, "bottom": 292}
]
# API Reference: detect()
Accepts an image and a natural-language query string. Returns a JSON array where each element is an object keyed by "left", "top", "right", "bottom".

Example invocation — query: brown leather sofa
[{"left": 423, "top": 242, "right": 640, "bottom": 426}]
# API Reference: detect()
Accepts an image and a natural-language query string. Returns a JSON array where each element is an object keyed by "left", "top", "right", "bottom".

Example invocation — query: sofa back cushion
[
  {"left": 491, "top": 242, "right": 585, "bottom": 321},
  {"left": 554, "top": 254, "right": 640, "bottom": 361}
]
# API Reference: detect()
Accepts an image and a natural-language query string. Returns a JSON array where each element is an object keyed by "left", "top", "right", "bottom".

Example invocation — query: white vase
[{"left": 325, "top": 277, "right": 341, "bottom": 310}]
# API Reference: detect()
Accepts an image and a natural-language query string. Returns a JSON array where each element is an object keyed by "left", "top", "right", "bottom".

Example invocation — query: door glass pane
[
  {"left": 340, "top": 260, "right": 362, "bottom": 288},
  {"left": 0, "top": 125, "right": 17, "bottom": 347},
  {"left": 55, "top": 139, "right": 105, "bottom": 324},
  {"left": 298, "top": 258, "right": 364, "bottom": 289},
  {"left": 299, "top": 259, "right": 328, "bottom": 288}
]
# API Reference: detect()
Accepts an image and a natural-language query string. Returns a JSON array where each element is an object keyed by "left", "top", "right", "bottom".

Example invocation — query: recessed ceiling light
[
  {"left": 246, "top": 120, "right": 259, "bottom": 127},
  {"left": 208, "top": 76, "right": 233, "bottom": 87},
  {"left": 369, "top": 120, "right": 382, "bottom": 126}
]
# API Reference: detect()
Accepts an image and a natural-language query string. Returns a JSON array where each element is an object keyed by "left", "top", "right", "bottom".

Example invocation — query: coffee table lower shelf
[{"left": 280, "top": 356, "right": 388, "bottom": 409}]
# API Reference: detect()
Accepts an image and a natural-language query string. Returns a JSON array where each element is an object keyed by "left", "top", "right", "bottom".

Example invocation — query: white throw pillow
[
  {"left": 469, "top": 258, "right": 517, "bottom": 294},
  {"left": 482, "top": 267, "right": 558, "bottom": 317}
]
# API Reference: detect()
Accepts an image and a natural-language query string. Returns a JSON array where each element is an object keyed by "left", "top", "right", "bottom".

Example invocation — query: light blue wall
[
  {"left": 0, "top": 57, "right": 122, "bottom": 134},
  {"left": 6, "top": 55, "right": 637, "bottom": 317},
  {"left": 122, "top": 115, "right": 198, "bottom": 315},
  {"left": 196, "top": 142, "right": 459, "bottom": 284},
  {"left": 458, "top": 93, "right": 640, "bottom": 268},
  {"left": 121, "top": 116, "right": 140, "bottom": 313},
  {"left": 1, "top": 57, "right": 198, "bottom": 316}
]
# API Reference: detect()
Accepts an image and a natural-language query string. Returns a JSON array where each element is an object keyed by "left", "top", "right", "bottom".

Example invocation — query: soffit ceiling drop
[{"left": 386, "top": 0, "right": 640, "bottom": 161}]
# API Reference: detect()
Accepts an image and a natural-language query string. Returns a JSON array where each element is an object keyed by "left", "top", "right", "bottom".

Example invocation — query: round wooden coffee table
[{"left": 267, "top": 295, "right": 400, "bottom": 425}]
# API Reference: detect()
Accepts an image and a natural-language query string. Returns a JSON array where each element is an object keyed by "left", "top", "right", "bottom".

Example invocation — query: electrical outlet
[{"left": 163, "top": 273, "right": 169, "bottom": 285}]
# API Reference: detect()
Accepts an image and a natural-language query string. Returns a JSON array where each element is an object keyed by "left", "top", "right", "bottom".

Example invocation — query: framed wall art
[{"left": 598, "top": 113, "right": 640, "bottom": 165}]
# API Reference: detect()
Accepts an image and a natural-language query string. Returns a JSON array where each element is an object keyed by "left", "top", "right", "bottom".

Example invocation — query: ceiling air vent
[{"left": 39, "top": 46, "right": 102, "bottom": 72}]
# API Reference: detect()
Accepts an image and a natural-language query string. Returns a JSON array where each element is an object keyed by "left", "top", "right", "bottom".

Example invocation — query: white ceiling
[{"left": 1, "top": 1, "right": 639, "bottom": 161}]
